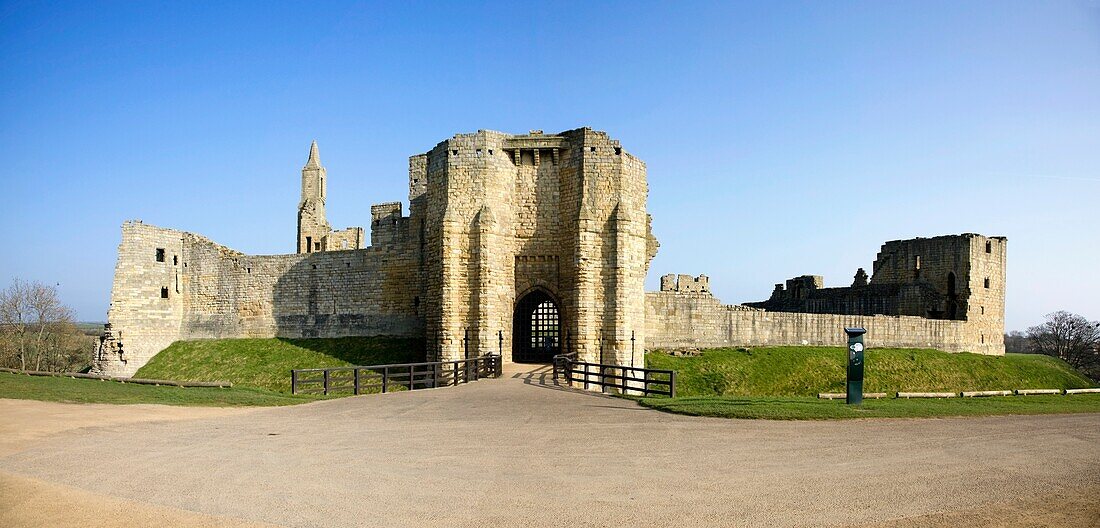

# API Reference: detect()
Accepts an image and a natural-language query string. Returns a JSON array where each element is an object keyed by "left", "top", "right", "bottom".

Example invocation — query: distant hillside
[
  {"left": 646, "top": 347, "right": 1094, "bottom": 397},
  {"left": 135, "top": 337, "right": 425, "bottom": 392},
  {"left": 76, "top": 322, "right": 106, "bottom": 336}
]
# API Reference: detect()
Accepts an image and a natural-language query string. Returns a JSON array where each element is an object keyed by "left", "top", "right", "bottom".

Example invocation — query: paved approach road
[{"left": 2, "top": 365, "right": 1098, "bottom": 527}]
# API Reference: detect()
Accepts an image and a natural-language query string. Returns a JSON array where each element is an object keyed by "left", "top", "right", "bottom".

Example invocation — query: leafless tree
[
  {"left": 0, "top": 279, "right": 86, "bottom": 372},
  {"left": 0, "top": 279, "right": 31, "bottom": 370},
  {"left": 28, "top": 282, "right": 75, "bottom": 370},
  {"left": 1027, "top": 311, "right": 1100, "bottom": 373}
]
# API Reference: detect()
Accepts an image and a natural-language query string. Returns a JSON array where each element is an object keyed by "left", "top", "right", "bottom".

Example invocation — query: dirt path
[
  {"left": 1, "top": 367, "right": 1098, "bottom": 527},
  {"left": 0, "top": 399, "right": 266, "bottom": 527}
]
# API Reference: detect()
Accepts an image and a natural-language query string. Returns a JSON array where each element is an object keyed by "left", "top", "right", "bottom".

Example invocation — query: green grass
[
  {"left": 0, "top": 371, "right": 315, "bottom": 406},
  {"left": 638, "top": 394, "right": 1100, "bottom": 420},
  {"left": 646, "top": 347, "right": 1094, "bottom": 397},
  {"left": 135, "top": 336, "right": 425, "bottom": 393}
]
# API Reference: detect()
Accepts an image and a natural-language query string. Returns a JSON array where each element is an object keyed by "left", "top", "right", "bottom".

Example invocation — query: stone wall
[
  {"left": 646, "top": 290, "right": 1000, "bottom": 354},
  {"left": 99, "top": 128, "right": 657, "bottom": 375},
  {"left": 98, "top": 130, "right": 1006, "bottom": 378},
  {"left": 98, "top": 220, "right": 422, "bottom": 377},
  {"left": 739, "top": 233, "right": 1006, "bottom": 354}
]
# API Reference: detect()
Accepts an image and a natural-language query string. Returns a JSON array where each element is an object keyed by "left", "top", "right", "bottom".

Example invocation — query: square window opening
[{"left": 155, "top": 248, "right": 165, "bottom": 262}]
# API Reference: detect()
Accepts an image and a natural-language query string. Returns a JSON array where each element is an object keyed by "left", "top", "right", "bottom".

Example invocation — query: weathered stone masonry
[
  {"left": 648, "top": 233, "right": 1006, "bottom": 356},
  {"left": 95, "top": 129, "right": 658, "bottom": 376},
  {"left": 94, "top": 128, "right": 1006, "bottom": 377}
]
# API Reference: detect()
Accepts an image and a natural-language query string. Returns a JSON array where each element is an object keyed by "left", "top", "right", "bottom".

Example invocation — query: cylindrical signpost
[{"left": 844, "top": 327, "right": 866, "bottom": 405}]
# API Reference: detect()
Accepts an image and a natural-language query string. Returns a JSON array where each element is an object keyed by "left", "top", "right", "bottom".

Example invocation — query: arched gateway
[{"left": 513, "top": 289, "right": 562, "bottom": 363}]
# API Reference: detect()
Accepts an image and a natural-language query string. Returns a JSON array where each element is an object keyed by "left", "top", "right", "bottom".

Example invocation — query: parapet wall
[
  {"left": 646, "top": 291, "right": 1000, "bottom": 354},
  {"left": 99, "top": 221, "right": 422, "bottom": 376}
]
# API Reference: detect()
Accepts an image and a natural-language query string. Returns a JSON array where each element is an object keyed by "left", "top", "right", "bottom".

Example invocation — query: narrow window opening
[
  {"left": 312, "top": 264, "right": 317, "bottom": 270},
  {"left": 160, "top": 287, "right": 169, "bottom": 299},
  {"left": 985, "top": 241, "right": 992, "bottom": 253},
  {"left": 247, "top": 267, "right": 251, "bottom": 274},
  {"left": 589, "top": 146, "right": 596, "bottom": 153},
  {"left": 314, "top": 242, "right": 321, "bottom": 251},
  {"left": 306, "top": 236, "right": 312, "bottom": 253},
  {"left": 614, "top": 147, "right": 621, "bottom": 155},
  {"left": 155, "top": 248, "right": 165, "bottom": 262},
  {"left": 173, "top": 255, "right": 178, "bottom": 266},
  {"left": 981, "top": 334, "right": 985, "bottom": 344},
  {"left": 984, "top": 278, "right": 991, "bottom": 288},
  {"left": 981, "top": 306, "right": 985, "bottom": 315},
  {"left": 346, "top": 262, "right": 350, "bottom": 268}
]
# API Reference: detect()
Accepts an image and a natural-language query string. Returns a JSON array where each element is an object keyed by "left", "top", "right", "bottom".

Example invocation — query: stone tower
[
  {"left": 296, "top": 141, "right": 364, "bottom": 253},
  {"left": 297, "top": 141, "right": 329, "bottom": 254},
  {"left": 412, "top": 129, "right": 658, "bottom": 366},
  {"left": 867, "top": 233, "right": 1007, "bottom": 353}
]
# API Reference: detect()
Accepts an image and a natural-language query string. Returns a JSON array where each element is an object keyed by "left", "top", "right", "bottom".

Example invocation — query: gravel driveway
[{"left": 2, "top": 364, "right": 1098, "bottom": 527}]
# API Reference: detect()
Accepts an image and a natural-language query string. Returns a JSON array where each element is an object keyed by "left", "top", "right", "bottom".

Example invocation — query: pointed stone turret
[
  {"left": 304, "top": 140, "right": 322, "bottom": 169},
  {"left": 298, "top": 140, "right": 329, "bottom": 253}
]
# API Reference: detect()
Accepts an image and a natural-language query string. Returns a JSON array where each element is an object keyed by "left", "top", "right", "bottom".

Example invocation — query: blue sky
[{"left": 1, "top": 1, "right": 1097, "bottom": 331}]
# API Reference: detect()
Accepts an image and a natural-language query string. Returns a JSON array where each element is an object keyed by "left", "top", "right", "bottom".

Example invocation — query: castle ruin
[{"left": 93, "top": 128, "right": 1005, "bottom": 377}]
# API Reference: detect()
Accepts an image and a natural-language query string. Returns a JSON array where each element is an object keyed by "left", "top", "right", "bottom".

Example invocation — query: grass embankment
[
  {"left": 0, "top": 371, "right": 311, "bottom": 406},
  {"left": 0, "top": 337, "right": 424, "bottom": 407},
  {"left": 135, "top": 337, "right": 425, "bottom": 393},
  {"left": 646, "top": 347, "right": 1093, "bottom": 397},
  {"left": 639, "top": 347, "right": 1099, "bottom": 420}
]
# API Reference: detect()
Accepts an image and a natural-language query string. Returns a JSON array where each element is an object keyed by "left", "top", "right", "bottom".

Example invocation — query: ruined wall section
[
  {"left": 965, "top": 236, "right": 1007, "bottom": 353},
  {"left": 645, "top": 291, "right": 991, "bottom": 353},
  {"left": 97, "top": 221, "right": 187, "bottom": 376},
  {"left": 748, "top": 234, "right": 1006, "bottom": 327},
  {"left": 97, "top": 219, "right": 423, "bottom": 377},
  {"left": 327, "top": 227, "right": 365, "bottom": 251}
]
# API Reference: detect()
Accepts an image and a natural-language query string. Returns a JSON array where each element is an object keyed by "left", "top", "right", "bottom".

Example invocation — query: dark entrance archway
[{"left": 513, "top": 289, "right": 561, "bottom": 363}]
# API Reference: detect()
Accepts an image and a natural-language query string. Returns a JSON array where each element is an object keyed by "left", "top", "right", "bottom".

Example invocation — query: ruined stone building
[
  {"left": 92, "top": 128, "right": 1005, "bottom": 377},
  {"left": 647, "top": 234, "right": 1006, "bottom": 356}
]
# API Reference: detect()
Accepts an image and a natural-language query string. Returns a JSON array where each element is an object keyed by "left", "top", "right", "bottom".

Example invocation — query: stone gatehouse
[{"left": 92, "top": 128, "right": 1005, "bottom": 377}]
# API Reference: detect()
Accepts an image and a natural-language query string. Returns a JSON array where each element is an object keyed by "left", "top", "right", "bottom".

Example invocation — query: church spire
[{"left": 304, "top": 140, "right": 321, "bottom": 169}]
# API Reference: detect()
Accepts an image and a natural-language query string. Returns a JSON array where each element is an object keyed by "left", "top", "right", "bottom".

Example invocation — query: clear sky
[{"left": 1, "top": 1, "right": 1097, "bottom": 331}]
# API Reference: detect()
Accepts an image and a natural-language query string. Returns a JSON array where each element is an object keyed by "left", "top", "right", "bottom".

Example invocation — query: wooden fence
[
  {"left": 291, "top": 355, "right": 502, "bottom": 396},
  {"left": 552, "top": 353, "right": 676, "bottom": 397}
]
